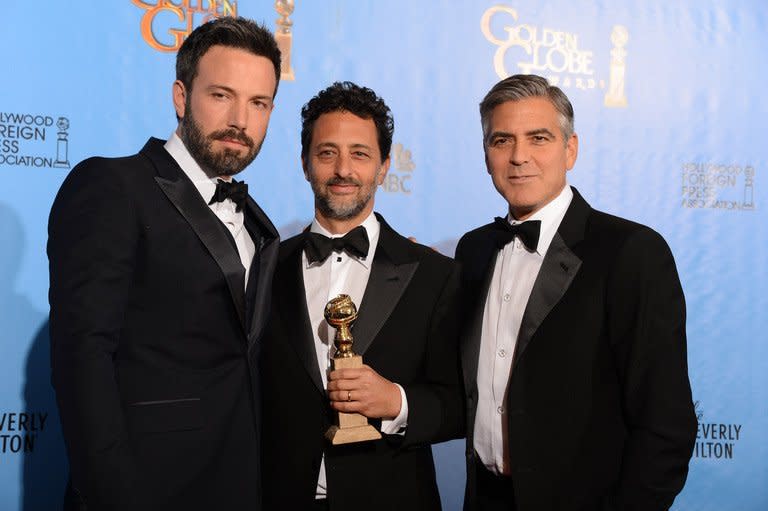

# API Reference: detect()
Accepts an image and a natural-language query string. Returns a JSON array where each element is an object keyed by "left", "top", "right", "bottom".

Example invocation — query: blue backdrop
[{"left": 1, "top": 1, "right": 765, "bottom": 509}]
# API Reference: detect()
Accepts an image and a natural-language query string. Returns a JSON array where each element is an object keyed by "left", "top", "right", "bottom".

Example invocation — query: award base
[
  {"left": 325, "top": 355, "right": 382, "bottom": 445},
  {"left": 325, "top": 424, "right": 382, "bottom": 445}
]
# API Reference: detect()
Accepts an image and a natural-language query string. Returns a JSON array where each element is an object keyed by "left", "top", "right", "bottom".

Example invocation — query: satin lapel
[
  {"left": 460, "top": 234, "right": 498, "bottom": 402},
  {"left": 143, "top": 139, "right": 247, "bottom": 330},
  {"left": 352, "top": 217, "right": 418, "bottom": 357},
  {"left": 278, "top": 237, "right": 325, "bottom": 394},
  {"left": 513, "top": 189, "right": 588, "bottom": 367},
  {"left": 244, "top": 197, "right": 279, "bottom": 349}
]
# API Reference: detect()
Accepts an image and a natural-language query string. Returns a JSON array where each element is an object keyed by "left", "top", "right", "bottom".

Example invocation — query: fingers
[
  {"left": 327, "top": 369, "right": 367, "bottom": 404},
  {"left": 326, "top": 365, "right": 372, "bottom": 392},
  {"left": 331, "top": 399, "right": 365, "bottom": 414},
  {"left": 327, "top": 387, "right": 370, "bottom": 415},
  {"left": 326, "top": 378, "right": 355, "bottom": 392},
  {"left": 328, "top": 384, "right": 400, "bottom": 418},
  {"left": 327, "top": 366, "right": 367, "bottom": 382},
  {"left": 327, "top": 388, "right": 359, "bottom": 403},
  {"left": 325, "top": 365, "right": 401, "bottom": 418}
]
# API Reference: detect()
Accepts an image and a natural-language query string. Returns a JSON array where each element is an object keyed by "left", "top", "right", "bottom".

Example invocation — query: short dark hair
[
  {"left": 176, "top": 16, "right": 281, "bottom": 96},
  {"left": 301, "top": 81, "right": 394, "bottom": 163},
  {"left": 479, "top": 74, "right": 574, "bottom": 145}
]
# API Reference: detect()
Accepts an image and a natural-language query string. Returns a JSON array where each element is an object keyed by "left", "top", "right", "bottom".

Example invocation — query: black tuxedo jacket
[
  {"left": 48, "top": 138, "right": 278, "bottom": 510},
  {"left": 260, "top": 214, "right": 464, "bottom": 511},
  {"left": 456, "top": 188, "right": 696, "bottom": 511}
]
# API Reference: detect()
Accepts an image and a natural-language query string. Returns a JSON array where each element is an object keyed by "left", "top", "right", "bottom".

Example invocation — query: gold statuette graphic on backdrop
[
  {"left": 604, "top": 25, "right": 629, "bottom": 107},
  {"left": 274, "top": 0, "right": 296, "bottom": 81},
  {"left": 324, "top": 294, "right": 382, "bottom": 445}
]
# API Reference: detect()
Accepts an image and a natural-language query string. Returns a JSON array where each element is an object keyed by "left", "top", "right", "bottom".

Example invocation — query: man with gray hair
[{"left": 456, "top": 74, "right": 696, "bottom": 511}]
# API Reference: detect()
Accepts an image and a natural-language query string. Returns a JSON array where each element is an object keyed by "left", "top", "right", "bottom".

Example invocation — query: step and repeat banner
[{"left": 1, "top": 1, "right": 765, "bottom": 509}]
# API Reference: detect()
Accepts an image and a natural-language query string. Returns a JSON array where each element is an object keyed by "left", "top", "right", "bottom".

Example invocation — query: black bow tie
[
  {"left": 209, "top": 179, "right": 248, "bottom": 212},
  {"left": 491, "top": 217, "right": 541, "bottom": 252},
  {"left": 304, "top": 226, "right": 370, "bottom": 264}
]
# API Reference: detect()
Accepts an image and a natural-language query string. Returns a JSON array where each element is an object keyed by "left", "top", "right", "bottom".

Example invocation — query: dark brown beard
[{"left": 179, "top": 104, "right": 263, "bottom": 177}]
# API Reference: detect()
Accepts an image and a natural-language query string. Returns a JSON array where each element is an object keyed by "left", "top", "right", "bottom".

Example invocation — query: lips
[
  {"left": 210, "top": 129, "right": 253, "bottom": 148},
  {"left": 328, "top": 183, "right": 359, "bottom": 194},
  {"left": 325, "top": 178, "right": 361, "bottom": 195},
  {"left": 218, "top": 138, "right": 247, "bottom": 148}
]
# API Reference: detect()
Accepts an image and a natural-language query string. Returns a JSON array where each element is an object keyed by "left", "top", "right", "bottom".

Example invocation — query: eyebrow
[
  {"left": 315, "top": 142, "right": 373, "bottom": 151},
  {"left": 488, "top": 128, "right": 556, "bottom": 141},
  {"left": 488, "top": 131, "right": 512, "bottom": 141},
  {"left": 525, "top": 128, "right": 556, "bottom": 138},
  {"left": 207, "top": 84, "right": 273, "bottom": 102}
]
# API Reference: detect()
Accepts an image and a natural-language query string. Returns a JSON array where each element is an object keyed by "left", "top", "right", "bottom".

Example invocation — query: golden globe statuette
[{"left": 324, "top": 294, "right": 382, "bottom": 445}]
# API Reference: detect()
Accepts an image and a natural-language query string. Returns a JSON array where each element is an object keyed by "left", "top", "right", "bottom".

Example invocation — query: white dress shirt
[
  {"left": 164, "top": 133, "right": 255, "bottom": 288},
  {"left": 302, "top": 212, "right": 408, "bottom": 498},
  {"left": 474, "top": 185, "right": 573, "bottom": 475}
]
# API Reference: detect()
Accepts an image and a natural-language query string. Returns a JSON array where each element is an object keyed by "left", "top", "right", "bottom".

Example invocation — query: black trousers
[
  {"left": 475, "top": 462, "right": 516, "bottom": 511},
  {"left": 311, "top": 498, "right": 329, "bottom": 511}
]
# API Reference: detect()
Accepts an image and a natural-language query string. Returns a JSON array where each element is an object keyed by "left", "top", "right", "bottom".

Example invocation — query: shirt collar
[
  {"left": 307, "top": 211, "right": 380, "bottom": 269},
  {"left": 506, "top": 185, "right": 573, "bottom": 256},
  {"left": 164, "top": 131, "right": 225, "bottom": 204}
]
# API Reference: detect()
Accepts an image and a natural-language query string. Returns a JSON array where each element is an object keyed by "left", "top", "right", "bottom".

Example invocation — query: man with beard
[
  {"left": 260, "top": 82, "right": 464, "bottom": 511},
  {"left": 48, "top": 17, "right": 281, "bottom": 511}
]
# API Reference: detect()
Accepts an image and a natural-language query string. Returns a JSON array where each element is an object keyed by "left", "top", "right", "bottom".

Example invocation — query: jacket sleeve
[
  {"left": 48, "top": 158, "right": 145, "bottom": 510},
  {"left": 608, "top": 228, "right": 697, "bottom": 511},
  {"left": 400, "top": 261, "right": 465, "bottom": 447}
]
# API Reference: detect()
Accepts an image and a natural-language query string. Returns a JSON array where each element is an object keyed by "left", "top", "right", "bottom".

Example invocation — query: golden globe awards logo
[
  {"left": 0, "top": 112, "right": 71, "bottom": 169},
  {"left": 481, "top": 5, "right": 628, "bottom": 107},
  {"left": 380, "top": 142, "right": 414, "bottom": 195},
  {"left": 681, "top": 162, "right": 756, "bottom": 211},
  {"left": 132, "top": 0, "right": 237, "bottom": 52}
]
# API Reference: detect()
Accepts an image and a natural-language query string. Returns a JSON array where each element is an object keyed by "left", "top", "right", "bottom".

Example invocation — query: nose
[
  {"left": 334, "top": 153, "right": 353, "bottom": 177},
  {"left": 509, "top": 141, "right": 528, "bottom": 166},
  {"left": 227, "top": 100, "right": 249, "bottom": 131}
]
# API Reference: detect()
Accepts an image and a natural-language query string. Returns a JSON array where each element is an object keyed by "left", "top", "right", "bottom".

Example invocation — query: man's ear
[
  {"left": 566, "top": 133, "right": 579, "bottom": 170},
  {"left": 172, "top": 80, "right": 187, "bottom": 120},
  {"left": 377, "top": 157, "right": 391, "bottom": 185},
  {"left": 301, "top": 156, "right": 310, "bottom": 182}
]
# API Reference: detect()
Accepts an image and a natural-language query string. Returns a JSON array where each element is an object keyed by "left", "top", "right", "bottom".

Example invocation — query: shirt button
[
  {"left": 515, "top": 241, "right": 522, "bottom": 249},
  {"left": 498, "top": 349, "right": 506, "bottom": 358},
  {"left": 497, "top": 406, "right": 504, "bottom": 414},
  {"left": 503, "top": 293, "right": 511, "bottom": 302}
]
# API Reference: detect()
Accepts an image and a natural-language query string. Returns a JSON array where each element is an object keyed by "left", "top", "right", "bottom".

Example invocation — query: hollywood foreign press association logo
[
  {"left": 481, "top": 5, "right": 629, "bottom": 107},
  {"left": 681, "top": 162, "right": 756, "bottom": 211},
  {"left": 0, "top": 112, "right": 71, "bottom": 169}
]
